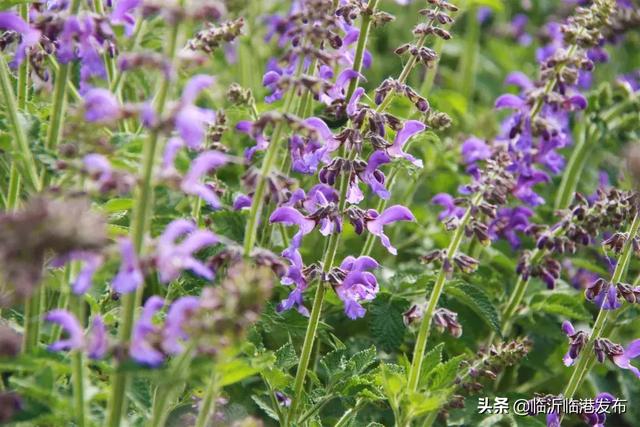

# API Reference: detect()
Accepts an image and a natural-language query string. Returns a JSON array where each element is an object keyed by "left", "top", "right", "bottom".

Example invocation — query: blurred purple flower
[
  {"left": 0, "top": 12, "right": 41, "bottom": 67},
  {"left": 83, "top": 88, "right": 122, "bottom": 123},
  {"left": 431, "top": 193, "right": 465, "bottom": 220},
  {"left": 111, "top": 238, "right": 144, "bottom": 294},
  {"left": 175, "top": 75, "right": 216, "bottom": 149},
  {"left": 162, "top": 296, "right": 199, "bottom": 355},
  {"left": 51, "top": 251, "right": 104, "bottom": 295},
  {"left": 45, "top": 310, "right": 84, "bottom": 352},
  {"left": 180, "top": 151, "right": 229, "bottom": 208},
  {"left": 156, "top": 220, "right": 219, "bottom": 283},
  {"left": 130, "top": 296, "right": 165, "bottom": 366}
]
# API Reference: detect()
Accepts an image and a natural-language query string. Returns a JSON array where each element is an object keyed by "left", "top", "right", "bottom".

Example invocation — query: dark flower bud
[
  {"left": 421, "top": 250, "right": 444, "bottom": 265},
  {"left": 616, "top": 282, "right": 636, "bottom": 304},
  {"left": 403, "top": 303, "right": 424, "bottom": 326},
  {"left": 0, "top": 325, "right": 21, "bottom": 357},
  {"left": 0, "top": 392, "right": 22, "bottom": 423},
  {"left": 433, "top": 308, "right": 462, "bottom": 337},
  {"left": 454, "top": 253, "right": 479, "bottom": 274},
  {"left": 585, "top": 278, "right": 607, "bottom": 301}
]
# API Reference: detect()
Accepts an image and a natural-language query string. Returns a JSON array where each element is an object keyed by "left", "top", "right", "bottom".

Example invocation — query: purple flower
[
  {"left": 45, "top": 310, "right": 108, "bottom": 359},
  {"left": 461, "top": 137, "right": 491, "bottom": 176},
  {"left": 365, "top": 205, "right": 416, "bottom": 255},
  {"left": 335, "top": 256, "right": 379, "bottom": 319},
  {"left": 175, "top": 75, "right": 217, "bottom": 149},
  {"left": 495, "top": 93, "right": 526, "bottom": 110},
  {"left": 83, "top": 154, "right": 112, "bottom": 185},
  {"left": 130, "top": 296, "right": 165, "bottom": 366},
  {"left": 162, "top": 296, "right": 199, "bottom": 355},
  {"left": 237, "top": 120, "right": 270, "bottom": 160},
  {"left": 111, "top": 238, "right": 144, "bottom": 294},
  {"left": 51, "top": 251, "right": 104, "bottom": 295},
  {"left": 270, "top": 206, "right": 316, "bottom": 255},
  {"left": 111, "top": 0, "right": 140, "bottom": 36},
  {"left": 461, "top": 137, "right": 491, "bottom": 165},
  {"left": 362, "top": 151, "right": 391, "bottom": 200},
  {"left": 347, "top": 87, "right": 365, "bottom": 117},
  {"left": 0, "top": 12, "right": 41, "bottom": 67},
  {"left": 45, "top": 310, "right": 84, "bottom": 352},
  {"left": 431, "top": 193, "right": 465, "bottom": 221},
  {"left": 87, "top": 315, "right": 108, "bottom": 359},
  {"left": 289, "top": 117, "right": 339, "bottom": 174},
  {"left": 156, "top": 220, "right": 219, "bottom": 283},
  {"left": 233, "top": 194, "right": 252, "bottom": 210},
  {"left": 83, "top": 88, "right": 121, "bottom": 123},
  {"left": 57, "top": 16, "right": 108, "bottom": 91},
  {"left": 546, "top": 413, "right": 560, "bottom": 427},
  {"left": 180, "top": 151, "right": 229, "bottom": 208},
  {"left": 387, "top": 120, "right": 425, "bottom": 168},
  {"left": 611, "top": 339, "right": 640, "bottom": 378},
  {"left": 488, "top": 207, "right": 533, "bottom": 248}
]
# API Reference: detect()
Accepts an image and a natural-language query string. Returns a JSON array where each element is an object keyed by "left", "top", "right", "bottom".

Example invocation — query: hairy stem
[
  {"left": 242, "top": 57, "right": 304, "bottom": 256},
  {"left": 194, "top": 371, "right": 219, "bottom": 427},
  {"left": 105, "top": 15, "right": 183, "bottom": 427},
  {"left": 407, "top": 194, "right": 481, "bottom": 392},
  {"left": 70, "top": 291, "right": 87, "bottom": 427},
  {"left": 344, "top": 0, "right": 379, "bottom": 102},
  {"left": 43, "top": 0, "right": 82, "bottom": 181},
  {"left": 562, "top": 212, "right": 640, "bottom": 402}
]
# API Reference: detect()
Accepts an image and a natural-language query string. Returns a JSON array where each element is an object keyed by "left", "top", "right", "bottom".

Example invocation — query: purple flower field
[{"left": 0, "top": 0, "right": 639, "bottom": 426}]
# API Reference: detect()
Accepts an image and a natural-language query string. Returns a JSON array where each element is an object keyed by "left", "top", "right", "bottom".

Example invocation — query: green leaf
[
  {"left": 275, "top": 342, "right": 298, "bottom": 371},
  {"left": 448, "top": 281, "right": 501, "bottom": 334},
  {"left": 251, "top": 395, "right": 280, "bottom": 421},
  {"left": 406, "top": 392, "right": 445, "bottom": 418},
  {"left": 423, "top": 355, "right": 465, "bottom": 391},
  {"left": 210, "top": 210, "right": 247, "bottom": 242},
  {"left": 369, "top": 293, "right": 409, "bottom": 353},
  {"left": 217, "top": 359, "right": 260, "bottom": 387},
  {"left": 419, "top": 343, "right": 443, "bottom": 387},
  {"left": 347, "top": 346, "right": 377, "bottom": 375},
  {"left": 102, "top": 198, "right": 134, "bottom": 213},
  {"left": 531, "top": 292, "right": 590, "bottom": 320}
]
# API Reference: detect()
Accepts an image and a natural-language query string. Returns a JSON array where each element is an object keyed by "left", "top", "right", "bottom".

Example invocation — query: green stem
[
  {"left": 194, "top": 371, "right": 219, "bottom": 427},
  {"left": 106, "top": 15, "right": 183, "bottom": 427},
  {"left": 419, "top": 36, "right": 444, "bottom": 97},
  {"left": 286, "top": 150, "right": 353, "bottom": 426},
  {"left": 335, "top": 399, "right": 364, "bottom": 427},
  {"left": 457, "top": 6, "right": 480, "bottom": 99},
  {"left": 562, "top": 212, "right": 640, "bottom": 402},
  {"left": 147, "top": 347, "right": 194, "bottom": 427},
  {"left": 0, "top": 56, "right": 40, "bottom": 192},
  {"left": 43, "top": 0, "right": 82, "bottom": 176},
  {"left": 554, "top": 119, "right": 593, "bottom": 210},
  {"left": 6, "top": 165, "right": 20, "bottom": 210},
  {"left": 344, "top": 0, "right": 379, "bottom": 102},
  {"left": 407, "top": 194, "right": 480, "bottom": 392},
  {"left": 242, "top": 57, "right": 305, "bottom": 256},
  {"left": 297, "top": 395, "right": 334, "bottom": 424},
  {"left": 70, "top": 292, "right": 87, "bottom": 427}
]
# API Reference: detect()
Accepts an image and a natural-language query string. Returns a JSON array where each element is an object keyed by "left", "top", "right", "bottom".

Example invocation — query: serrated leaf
[
  {"left": 369, "top": 293, "right": 409, "bottom": 353},
  {"left": 531, "top": 292, "right": 590, "bottom": 320},
  {"left": 406, "top": 392, "right": 444, "bottom": 418},
  {"left": 348, "top": 346, "right": 377, "bottom": 375},
  {"left": 275, "top": 342, "right": 298, "bottom": 370},
  {"left": 448, "top": 281, "right": 501, "bottom": 334},
  {"left": 251, "top": 395, "right": 280, "bottom": 421},
  {"left": 424, "top": 355, "right": 465, "bottom": 391},
  {"left": 419, "top": 343, "right": 443, "bottom": 387}
]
